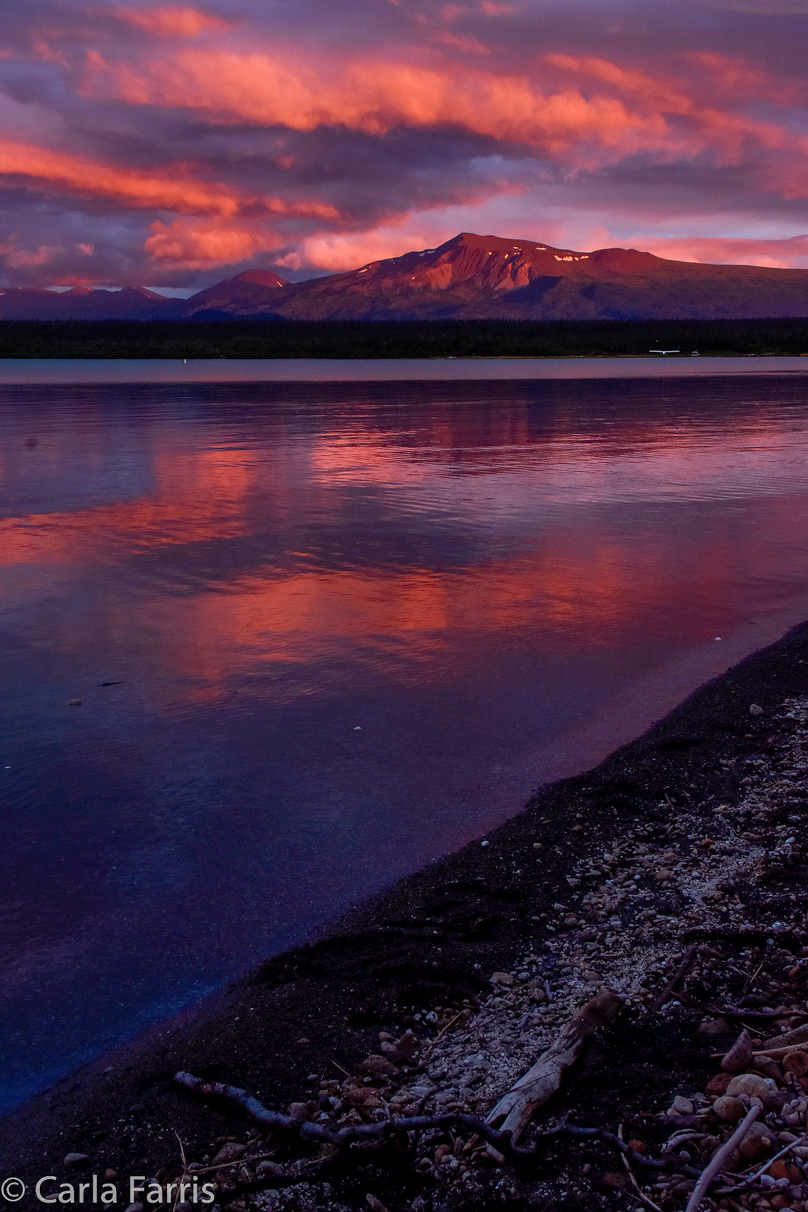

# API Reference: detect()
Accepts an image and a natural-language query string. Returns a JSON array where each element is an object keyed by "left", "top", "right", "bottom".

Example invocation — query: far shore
[{"left": 3, "top": 354, "right": 808, "bottom": 384}]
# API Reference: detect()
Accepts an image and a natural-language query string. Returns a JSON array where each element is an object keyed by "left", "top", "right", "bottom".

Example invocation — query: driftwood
[
  {"left": 174, "top": 1071, "right": 702, "bottom": 1196},
  {"left": 762, "top": 1022, "right": 808, "bottom": 1049},
  {"left": 485, "top": 989, "right": 623, "bottom": 1155},
  {"left": 684, "top": 1102, "right": 761, "bottom": 1212},
  {"left": 175, "top": 1071, "right": 536, "bottom": 1161}
]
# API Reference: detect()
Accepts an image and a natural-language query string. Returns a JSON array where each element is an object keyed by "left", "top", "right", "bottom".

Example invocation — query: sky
[{"left": 2, "top": 0, "right": 808, "bottom": 288}]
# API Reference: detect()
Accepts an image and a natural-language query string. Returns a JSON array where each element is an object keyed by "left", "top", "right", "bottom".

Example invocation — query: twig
[
  {"left": 174, "top": 1071, "right": 534, "bottom": 1161},
  {"left": 684, "top": 1102, "right": 761, "bottom": 1212},
  {"left": 617, "top": 1124, "right": 663, "bottom": 1212},
  {"left": 714, "top": 1134, "right": 808, "bottom": 1195},
  {"left": 427, "top": 1011, "right": 464, "bottom": 1047},
  {"left": 545, "top": 1123, "right": 701, "bottom": 1178},
  {"left": 649, "top": 945, "right": 699, "bottom": 1013},
  {"left": 174, "top": 1071, "right": 703, "bottom": 1186}
]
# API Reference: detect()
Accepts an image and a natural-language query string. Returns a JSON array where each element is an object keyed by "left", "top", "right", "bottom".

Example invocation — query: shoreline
[
  {"left": 5, "top": 622, "right": 808, "bottom": 1208},
  {"left": 2, "top": 354, "right": 808, "bottom": 384}
]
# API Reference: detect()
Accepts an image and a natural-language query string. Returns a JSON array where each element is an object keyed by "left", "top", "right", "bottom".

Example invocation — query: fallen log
[{"left": 485, "top": 989, "right": 623, "bottom": 1155}]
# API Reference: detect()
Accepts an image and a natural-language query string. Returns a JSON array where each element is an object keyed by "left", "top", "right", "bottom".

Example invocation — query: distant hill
[
  {"left": 4, "top": 233, "right": 808, "bottom": 321},
  {"left": 0, "top": 285, "right": 186, "bottom": 320},
  {"left": 183, "top": 269, "right": 290, "bottom": 317}
]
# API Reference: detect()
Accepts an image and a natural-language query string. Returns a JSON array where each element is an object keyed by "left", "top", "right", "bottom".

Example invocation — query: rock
[
  {"left": 64, "top": 1154, "right": 90, "bottom": 1168},
  {"left": 490, "top": 972, "right": 515, "bottom": 987},
  {"left": 713, "top": 1095, "right": 745, "bottom": 1123},
  {"left": 288, "top": 1103, "right": 309, "bottom": 1122},
  {"left": 124, "top": 1205, "right": 144, "bottom": 1212},
  {"left": 722, "top": 1030, "right": 753, "bottom": 1074},
  {"left": 750, "top": 703, "right": 764, "bottom": 715},
  {"left": 705, "top": 1072, "right": 733, "bottom": 1099},
  {"left": 726, "top": 1073, "right": 777, "bottom": 1100},
  {"left": 355, "top": 1055, "right": 398, "bottom": 1077},
  {"left": 210, "top": 1142, "right": 247, "bottom": 1165},
  {"left": 669, "top": 1095, "right": 694, "bottom": 1116},
  {"left": 255, "top": 1162, "right": 285, "bottom": 1179},
  {"left": 784, "top": 1051, "right": 808, "bottom": 1076},
  {"left": 768, "top": 1160, "right": 799, "bottom": 1182},
  {"left": 700, "top": 1016, "right": 733, "bottom": 1039},
  {"left": 739, "top": 1124, "right": 776, "bottom": 1161},
  {"left": 753, "top": 1054, "right": 784, "bottom": 1082}
]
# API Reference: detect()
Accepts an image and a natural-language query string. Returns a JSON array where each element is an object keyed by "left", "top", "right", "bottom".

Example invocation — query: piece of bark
[
  {"left": 762, "top": 1023, "right": 808, "bottom": 1049},
  {"left": 485, "top": 990, "right": 622, "bottom": 1154},
  {"left": 751, "top": 1042, "right": 808, "bottom": 1059}
]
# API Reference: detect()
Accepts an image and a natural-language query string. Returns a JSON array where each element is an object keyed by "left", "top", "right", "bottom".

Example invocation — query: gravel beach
[{"left": 6, "top": 622, "right": 808, "bottom": 1212}]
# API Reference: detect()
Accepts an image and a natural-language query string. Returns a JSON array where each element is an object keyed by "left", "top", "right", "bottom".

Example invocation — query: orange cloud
[
  {"left": 111, "top": 6, "right": 233, "bottom": 36},
  {"left": 684, "top": 51, "right": 805, "bottom": 105},
  {"left": 88, "top": 49, "right": 671, "bottom": 158},
  {"left": 277, "top": 228, "right": 437, "bottom": 272},
  {"left": 145, "top": 218, "right": 285, "bottom": 265},
  {"left": 0, "top": 134, "right": 339, "bottom": 225}
]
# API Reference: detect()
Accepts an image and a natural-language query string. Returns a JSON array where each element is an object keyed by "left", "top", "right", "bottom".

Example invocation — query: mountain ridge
[{"left": 2, "top": 232, "right": 808, "bottom": 321}]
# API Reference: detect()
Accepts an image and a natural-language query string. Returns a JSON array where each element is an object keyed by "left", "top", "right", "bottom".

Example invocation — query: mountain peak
[{"left": 230, "top": 270, "right": 289, "bottom": 289}]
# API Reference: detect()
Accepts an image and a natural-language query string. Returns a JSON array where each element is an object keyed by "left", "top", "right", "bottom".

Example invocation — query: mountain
[
  {"left": 183, "top": 269, "right": 290, "bottom": 316},
  {"left": 0, "top": 285, "right": 186, "bottom": 320},
  {"left": 252, "top": 233, "right": 808, "bottom": 321},
  {"left": 4, "top": 233, "right": 808, "bottom": 321}
]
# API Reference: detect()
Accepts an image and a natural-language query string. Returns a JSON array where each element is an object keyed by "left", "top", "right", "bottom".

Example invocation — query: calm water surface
[{"left": 3, "top": 374, "right": 808, "bottom": 1110}]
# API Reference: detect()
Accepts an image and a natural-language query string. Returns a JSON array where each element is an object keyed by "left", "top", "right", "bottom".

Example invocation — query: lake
[{"left": 3, "top": 369, "right": 808, "bottom": 1111}]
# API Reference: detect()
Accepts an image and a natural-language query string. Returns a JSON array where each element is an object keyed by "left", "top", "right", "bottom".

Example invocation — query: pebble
[
  {"left": 750, "top": 704, "right": 764, "bottom": 716},
  {"left": 64, "top": 1154, "right": 90, "bottom": 1168},
  {"left": 490, "top": 972, "right": 515, "bottom": 987},
  {"left": 784, "top": 1051, "right": 808, "bottom": 1076},
  {"left": 67, "top": 699, "right": 82, "bottom": 707},
  {"left": 210, "top": 1142, "right": 247, "bottom": 1165},
  {"left": 713, "top": 1095, "right": 745, "bottom": 1123},
  {"left": 705, "top": 1072, "right": 733, "bottom": 1098},
  {"left": 740, "top": 1124, "right": 776, "bottom": 1161},
  {"left": 726, "top": 1072, "right": 777, "bottom": 1100},
  {"left": 669, "top": 1095, "right": 694, "bottom": 1115}
]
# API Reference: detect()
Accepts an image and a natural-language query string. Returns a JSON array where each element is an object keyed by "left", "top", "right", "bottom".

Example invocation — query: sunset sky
[{"left": 2, "top": 0, "right": 808, "bottom": 287}]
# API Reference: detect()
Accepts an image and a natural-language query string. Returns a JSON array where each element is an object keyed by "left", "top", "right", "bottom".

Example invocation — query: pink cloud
[
  {"left": 145, "top": 218, "right": 284, "bottom": 266},
  {"left": 0, "top": 133, "right": 339, "bottom": 219},
  {"left": 640, "top": 233, "right": 808, "bottom": 269},
  {"left": 110, "top": 7, "right": 233, "bottom": 36},
  {"left": 86, "top": 49, "right": 673, "bottom": 160},
  {"left": 437, "top": 32, "right": 490, "bottom": 53}
]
